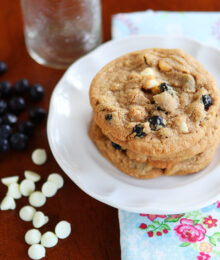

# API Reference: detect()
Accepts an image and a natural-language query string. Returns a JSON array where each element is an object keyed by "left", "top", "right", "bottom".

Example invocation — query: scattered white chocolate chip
[
  {"left": 32, "top": 149, "right": 47, "bottom": 165},
  {"left": 1, "top": 176, "right": 19, "bottom": 186},
  {"left": 180, "top": 121, "right": 189, "bottom": 133},
  {"left": 29, "top": 192, "right": 46, "bottom": 207},
  {"left": 33, "top": 211, "right": 49, "bottom": 228},
  {"left": 47, "top": 173, "right": 64, "bottom": 189},
  {"left": 0, "top": 196, "right": 16, "bottom": 210},
  {"left": 41, "top": 181, "right": 57, "bottom": 198},
  {"left": 140, "top": 67, "right": 154, "bottom": 78},
  {"left": 7, "top": 183, "right": 22, "bottom": 199},
  {"left": 19, "top": 206, "right": 36, "bottom": 222},
  {"left": 143, "top": 79, "right": 160, "bottom": 90},
  {"left": 25, "top": 229, "right": 41, "bottom": 245},
  {"left": 41, "top": 231, "right": 58, "bottom": 248},
  {"left": 24, "top": 170, "right": 41, "bottom": 182},
  {"left": 28, "top": 244, "right": 45, "bottom": 260},
  {"left": 20, "top": 179, "right": 35, "bottom": 197},
  {"left": 55, "top": 221, "right": 71, "bottom": 239}
]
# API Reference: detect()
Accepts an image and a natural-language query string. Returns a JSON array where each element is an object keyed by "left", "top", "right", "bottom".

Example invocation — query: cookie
[
  {"left": 89, "top": 120, "right": 219, "bottom": 179},
  {"left": 89, "top": 120, "right": 162, "bottom": 179},
  {"left": 126, "top": 110, "right": 220, "bottom": 168},
  {"left": 90, "top": 48, "right": 220, "bottom": 156}
]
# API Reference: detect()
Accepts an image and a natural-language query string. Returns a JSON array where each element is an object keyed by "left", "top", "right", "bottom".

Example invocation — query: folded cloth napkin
[{"left": 112, "top": 10, "right": 220, "bottom": 260}]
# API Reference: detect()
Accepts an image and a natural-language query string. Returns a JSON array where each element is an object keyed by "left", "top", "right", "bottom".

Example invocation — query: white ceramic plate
[{"left": 47, "top": 35, "right": 220, "bottom": 214}]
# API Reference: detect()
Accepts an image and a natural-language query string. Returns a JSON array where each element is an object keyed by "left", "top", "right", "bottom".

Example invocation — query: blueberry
[
  {"left": 14, "top": 79, "right": 29, "bottom": 94},
  {"left": 0, "top": 124, "right": 13, "bottom": 139},
  {"left": 3, "top": 113, "right": 18, "bottom": 125},
  {"left": 29, "top": 84, "right": 44, "bottom": 102},
  {"left": 29, "top": 107, "right": 46, "bottom": 124},
  {"left": 0, "top": 117, "right": 3, "bottom": 125},
  {"left": 17, "top": 120, "right": 35, "bottom": 136},
  {"left": 111, "top": 142, "right": 122, "bottom": 150},
  {"left": 160, "top": 82, "right": 169, "bottom": 92},
  {"left": 0, "top": 61, "right": 7, "bottom": 75},
  {"left": 0, "top": 138, "right": 11, "bottom": 153},
  {"left": 0, "top": 81, "right": 12, "bottom": 97},
  {"left": 133, "top": 124, "right": 146, "bottom": 138},
  {"left": 149, "top": 116, "right": 166, "bottom": 131},
  {"left": 9, "top": 97, "right": 26, "bottom": 114},
  {"left": 105, "top": 114, "right": 112, "bottom": 121},
  {"left": 10, "top": 132, "right": 29, "bottom": 150},
  {"left": 202, "top": 95, "right": 213, "bottom": 110},
  {"left": 0, "top": 100, "right": 7, "bottom": 115},
  {"left": 160, "top": 82, "right": 175, "bottom": 96}
]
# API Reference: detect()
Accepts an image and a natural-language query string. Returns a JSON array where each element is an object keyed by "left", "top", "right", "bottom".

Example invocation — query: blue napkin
[{"left": 112, "top": 10, "right": 220, "bottom": 260}]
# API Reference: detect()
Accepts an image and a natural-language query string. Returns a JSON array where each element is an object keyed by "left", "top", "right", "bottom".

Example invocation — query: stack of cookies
[{"left": 89, "top": 48, "right": 220, "bottom": 179}]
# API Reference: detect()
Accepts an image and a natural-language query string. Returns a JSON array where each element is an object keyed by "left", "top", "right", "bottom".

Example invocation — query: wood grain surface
[{"left": 1, "top": 1, "right": 220, "bottom": 259}]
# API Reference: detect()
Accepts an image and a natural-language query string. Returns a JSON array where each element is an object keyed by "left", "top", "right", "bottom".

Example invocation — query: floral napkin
[{"left": 112, "top": 10, "right": 220, "bottom": 260}]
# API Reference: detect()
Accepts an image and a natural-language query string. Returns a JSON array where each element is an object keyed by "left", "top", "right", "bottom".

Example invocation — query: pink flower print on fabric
[
  {"left": 203, "top": 216, "right": 218, "bottom": 228},
  {"left": 174, "top": 218, "right": 206, "bottom": 243},
  {"left": 115, "top": 14, "right": 139, "bottom": 35},
  {"left": 197, "top": 252, "right": 211, "bottom": 260},
  {"left": 140, "top": 214, "right": 167, "bottom": 221},
  {"left": 215, "top": 200, "right": 220, "bottom": 208}
]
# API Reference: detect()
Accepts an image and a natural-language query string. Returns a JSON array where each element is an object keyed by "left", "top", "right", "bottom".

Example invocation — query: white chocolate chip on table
[
  {"left": 29, "top": 191, "right": 46, "bottom": 208},
  {"left": 41, "top": 181, "right": 57, "bottom": 198},
  {"left": 41, "top": 231, "right": 58, "bottom": 248},
  {"left": 24, "top": 171, "right": 41, "bottom": 182},
  {"left": 1, "top": 176, "right": 19, "bottom": 186},
  {"left": 25, "top": 229, "right": 41, "bottom": 245},
  {"left": 28, "top": 244, "right": 45, "bottom": 260},
  {"left": 33, "top": 211, "right": 49, "bottom": 228},
  {"left": 20, "top": 179, "right": 35, "bottom": 196},
  {"left": 0, "top": 196, "right": 16, "bottom": 210},
  {"left": 55, "top": 221, "right": 71, "bottom": 239},
  {"left": 7, "top": 183, "right": 22, "bottom": 199},
  {"left": 19, "top": 206, "right": 36, "bottom": 222},
  {"left": 32, "top": 149, "right": 47, "bottom": 165},
  {"left": 47, "top": 173, "right": 64, "bottom": 189}
]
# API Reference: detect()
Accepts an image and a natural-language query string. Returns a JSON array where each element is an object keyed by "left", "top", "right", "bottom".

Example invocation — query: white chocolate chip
[
  {"left": 41, "top": 181, "right": 57, "bottom": 198},
  {"left": 33, "top": 211, "right": 49, "bottom": 228},
  {"left": 143, "top": 79, "right": 160, "bottom": 90},
  {"left": 140, "top": 68, "right": 154, "bottom": 78},
  {"left": 25, "top": 229, "right": 41, "bottom": 245},
  {"left": 32, "top": 149, "right": 47, "bottom": 165},
  {"left": 29, "top": 192, "right": 46, "bottom": 207},
  {"left": 28, "top": 244, "right": 45, "bottom": 260},
  {"left": 180, "top": 121, "right": 189, "bottom": 133},
  {"left": 0, "top": 196, "right": 16, "bottom": 210},
  {"left": 19, "top": 206, "right": 36, "bottom": 222},
  {"left": 47, "top": 173, "right": 64, "bottom": 189},
  {"left": 41, "top": 232, "right": 58, "bottom": 248},
  {"left": 1, "top": 176, "right": 19, "bottom": 186},
  {"left": 7, "top": 183, "right": 22, "bottom": 199},
  {"left": 24, "top": 171, "right": 41, "bottom": 182},
  {"left": 20, "top": 179, "right": 35, "bottom": 197},
  {"left": 55, "top": 221, "right": 71, "bottom": 239}
]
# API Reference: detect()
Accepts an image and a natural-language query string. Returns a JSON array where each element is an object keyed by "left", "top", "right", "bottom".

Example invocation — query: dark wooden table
[{"left": 1, "top": 1, "right": 220, "bottom": 259}]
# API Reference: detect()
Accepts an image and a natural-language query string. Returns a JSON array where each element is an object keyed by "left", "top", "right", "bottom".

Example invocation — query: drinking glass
[{"left": 20, "top": 0, "right": 102, "bottom": 69}]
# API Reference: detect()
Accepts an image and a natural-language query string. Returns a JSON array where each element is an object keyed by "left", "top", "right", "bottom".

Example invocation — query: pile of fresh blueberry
[{"left": 0, "top": 61, "right": 46, "bottom": 152}]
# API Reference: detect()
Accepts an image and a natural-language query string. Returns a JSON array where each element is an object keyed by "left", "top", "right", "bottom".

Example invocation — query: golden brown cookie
[
  {"left": 126, "top": 110, "right": 220, "bottom": 168},
  {"left": 90, "top": 48, "right": 220, "bottom": 156},
  {"left": 89, "top": 120, "right": 219, "bottom": 179}
]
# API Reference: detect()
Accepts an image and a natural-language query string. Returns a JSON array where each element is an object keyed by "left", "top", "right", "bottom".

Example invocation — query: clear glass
[{"left": 20, "top": 0, "right": 102, "bottom": 69}]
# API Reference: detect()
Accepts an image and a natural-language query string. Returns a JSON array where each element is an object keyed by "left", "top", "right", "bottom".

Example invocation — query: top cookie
[{"left": 89, "top": 48, "right": 220, "bottom": 156}]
